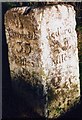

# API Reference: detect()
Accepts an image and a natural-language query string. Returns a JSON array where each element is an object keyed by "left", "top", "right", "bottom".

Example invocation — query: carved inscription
[
  {"left": 8, "top": 28, "right": 38, "bottom": 40},
  {"left": 15, "top": 56, "right": 27, "bottom": 66},
  {"left": 14, "top": 42, "right": 31, "bottom": 55},
  {"left": 52, "top": 54, "right": 66, "bottom": 64}
]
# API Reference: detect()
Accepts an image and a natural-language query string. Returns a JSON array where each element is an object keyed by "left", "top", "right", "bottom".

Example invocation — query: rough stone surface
[{"left": 4, "top": 4, "right": 80, "bottom": 118}]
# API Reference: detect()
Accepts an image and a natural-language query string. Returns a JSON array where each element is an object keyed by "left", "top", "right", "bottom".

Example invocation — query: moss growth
[
  {"left": 56, "top": 107, "right": 62, "bottom": 113},
  {"left": 48, "top": 87, "right": 56, "bottom": 104},
  {"left": 39, "top": 69, "right": 46, "bottom": 77}
]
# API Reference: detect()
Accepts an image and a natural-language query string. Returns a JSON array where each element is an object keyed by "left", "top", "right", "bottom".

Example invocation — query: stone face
[{"left": 4, "top": 4, "right": 80, "bottom": 118}]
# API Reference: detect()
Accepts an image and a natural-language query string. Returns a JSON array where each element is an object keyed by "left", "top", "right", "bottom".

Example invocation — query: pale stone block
[{"left": 4, "top": 4, "right": 80, "bottom": 118}]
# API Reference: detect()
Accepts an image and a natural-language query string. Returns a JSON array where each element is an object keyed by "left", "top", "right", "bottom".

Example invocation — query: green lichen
[
  {"left": 39, "top": 69, "right": 46, "bottom": 76},
  {"left": 48, "top": 87, "right": 56, "bottom": 104},
  {"left": 56, "top": 107, "right": 62, "bottom": 113}
]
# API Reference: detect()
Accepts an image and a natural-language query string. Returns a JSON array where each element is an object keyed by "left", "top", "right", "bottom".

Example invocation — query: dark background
[{"left": 2, "top": 2, "right": 82, "bottom": 120}]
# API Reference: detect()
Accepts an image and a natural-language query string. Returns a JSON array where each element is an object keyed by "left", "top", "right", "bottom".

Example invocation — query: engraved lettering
[
  {"left": 23, "top": 42, "right": 31, "bottom": 55},
  {"left": 15, "top": 56, "right": 26, "bottom": 66},
  {"left": 52, "top": 53, "right": 68, "bottom": 64},
  {"left": 8, "top": 28, "right": 38, "bottom": 40},
  {"left": 14, "top": 41, "right": 31, "bottom": 56}
]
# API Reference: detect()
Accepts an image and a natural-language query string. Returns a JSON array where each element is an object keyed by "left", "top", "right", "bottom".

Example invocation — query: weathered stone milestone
[{"left": 5, "top": 4, "right": 80, "bottom": 118}]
